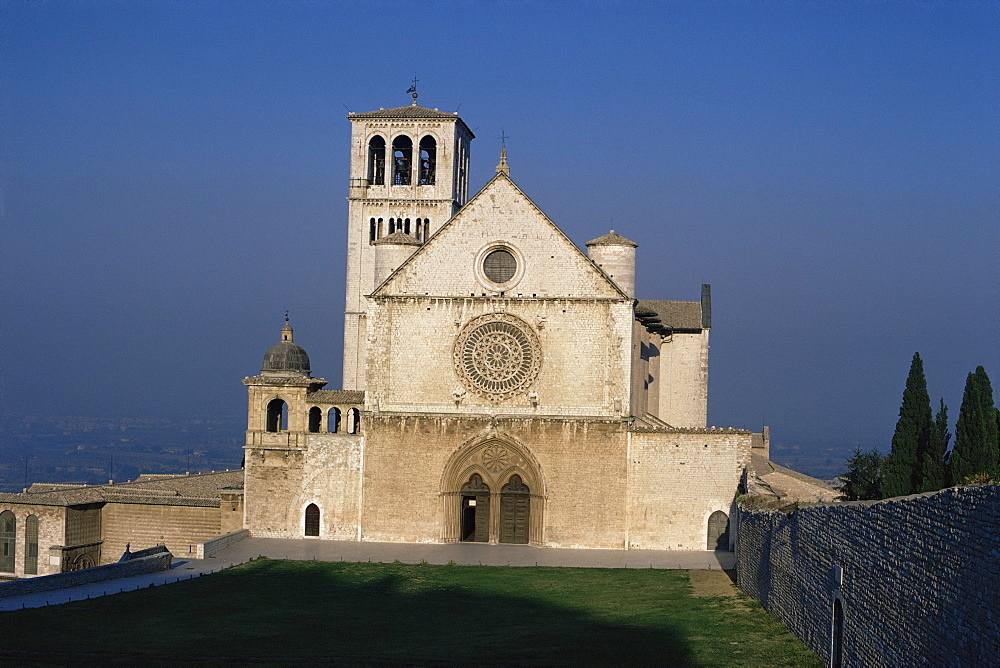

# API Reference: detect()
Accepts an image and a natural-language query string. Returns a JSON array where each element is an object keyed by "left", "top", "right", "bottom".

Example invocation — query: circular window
[
  {"left": 483, "top": 249, "right": 517, "bottom": 284},
  {"left": 454, "top": 313, "right": 541, "bottom": 401}
]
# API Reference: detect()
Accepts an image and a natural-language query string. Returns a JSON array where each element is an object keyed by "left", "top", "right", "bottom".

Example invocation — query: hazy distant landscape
[
  {"left": 0, "top": 414, "right": 245, "bottom": 492},
  {"left": 0, "top": 413, "right": 849, "bottom": 492}
]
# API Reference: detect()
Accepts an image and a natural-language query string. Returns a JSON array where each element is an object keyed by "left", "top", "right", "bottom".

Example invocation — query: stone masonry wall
[
  {"left": 244, "top": 433, "right": 363, "bottom": 539},
  {"left": 628, "top": 430, "right": 750, "bottom": 550},
  {"left": 0, "top": 550, "right": 171, "bottom": 599},
  {"left": 736, "top": 485, "right": 1000, "bottom": 665},
  {"left": 100, "top": 502, "right": 221, "bottom": 564}
]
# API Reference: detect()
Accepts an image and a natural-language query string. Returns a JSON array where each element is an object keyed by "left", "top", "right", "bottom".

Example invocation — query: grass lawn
[{"left": 0, "top": 559, "right": 820, "bottom": 666}]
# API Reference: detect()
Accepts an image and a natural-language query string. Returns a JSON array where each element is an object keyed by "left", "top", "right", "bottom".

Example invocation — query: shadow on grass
[{"left": 0, "top": 559, "right": 695, "bottom": 666}]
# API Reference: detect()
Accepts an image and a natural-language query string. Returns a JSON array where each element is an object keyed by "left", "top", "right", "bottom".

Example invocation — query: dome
[{"left": 261, "top": 319, "right": 310, "bottom": 375}]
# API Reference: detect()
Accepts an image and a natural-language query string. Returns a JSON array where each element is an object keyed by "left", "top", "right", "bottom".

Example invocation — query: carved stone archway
[{"left": 440, "top": 435, "right": 545, "bottom": 545}]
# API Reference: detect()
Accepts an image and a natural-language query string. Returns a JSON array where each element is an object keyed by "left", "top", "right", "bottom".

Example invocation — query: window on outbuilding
[
  {"left": 24, "top": 515, "right": 38, "bottom": 575},
  {"left": 328, "top": 407, "right": 341, "bottom": 433},
  {"left": 0, "top": 510, "right": 15, "bottom": 572},
  {"left": 392, "top": 136, "right": 412, "bottom": 185},
  {"left": 368, "top": 136, "right": 386, "bottom": 185},
  {"left": 308, "top": 407, "right": 322, "bottom": 433},
  {"left": 419, "top": 136, "right": 436, "bottom": 185},
  {"left": 266, "top": 398, "right": 288, "bottom": 432}
]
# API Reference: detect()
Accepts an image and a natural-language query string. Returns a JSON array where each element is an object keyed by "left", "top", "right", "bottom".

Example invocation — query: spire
[
  {"left": 281, "top": 313, "right": 293, "bottom": 342},
  {"left": 496, "top": 128, "right": 509, "bottom": 175}
]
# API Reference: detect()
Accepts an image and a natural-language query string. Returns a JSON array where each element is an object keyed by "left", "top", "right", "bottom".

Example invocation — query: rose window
[{"left": 454, "top": 314, "right": 541, "bottom": 400}]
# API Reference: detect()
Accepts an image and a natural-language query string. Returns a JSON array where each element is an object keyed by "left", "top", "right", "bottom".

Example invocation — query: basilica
[
  {"left": 2, "top": 96, "right": 805, "bottom": 581},
  {"left": 241, "top": 94, "right": 757, "bottom": 550}
]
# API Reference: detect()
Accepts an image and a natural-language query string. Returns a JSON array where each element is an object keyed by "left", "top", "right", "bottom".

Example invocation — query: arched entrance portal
[{"left": 441, "top": 437, "right": 544, "bottom": 545}]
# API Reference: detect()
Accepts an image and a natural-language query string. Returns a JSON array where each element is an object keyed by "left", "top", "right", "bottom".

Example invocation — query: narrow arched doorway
[
  {"left": 460, "top": 474, "right": 490, "bottom": 542},
  {"left": 707, "top": 510, "right": 730, "bottom": 551},
  {"left": 499, "top": 475, "right": 530, "bottom": 544},
  {"left": 304, "top": 503, "right": 320, "bottom": 537}
]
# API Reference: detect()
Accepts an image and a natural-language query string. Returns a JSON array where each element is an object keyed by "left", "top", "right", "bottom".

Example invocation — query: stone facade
[
  {"left": 241, "top": 99, "right": 754, "bottom": 551},
  {"left": 736, "top": 485, "right": 1000, "bottom": 665}
]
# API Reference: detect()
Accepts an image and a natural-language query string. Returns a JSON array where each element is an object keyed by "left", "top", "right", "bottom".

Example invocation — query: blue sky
[{"left": 2, "top": 1, "right": 997, "bottom": 464}]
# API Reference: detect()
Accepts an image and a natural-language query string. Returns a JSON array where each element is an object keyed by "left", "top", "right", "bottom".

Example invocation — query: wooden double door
[{"left": 460, "top": 474, "right": 530, "bottom": 544}]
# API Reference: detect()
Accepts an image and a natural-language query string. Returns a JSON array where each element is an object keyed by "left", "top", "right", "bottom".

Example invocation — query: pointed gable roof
[{"left": 372, "top": 172, "right": 629, "bottom": 300}]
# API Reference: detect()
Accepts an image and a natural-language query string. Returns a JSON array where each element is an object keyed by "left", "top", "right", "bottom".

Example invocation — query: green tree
[
  {"left": 950, "top": 366, "right": 999, "bottom": 483},
  {"left": 837, "top": 447, "right": 883, "bottom": 501},
  {"left": 882, "top": 353, "right": 933, "bottom": 497},
  {"left": 918, "top": 399, "right": 950, "bottom": 492}
]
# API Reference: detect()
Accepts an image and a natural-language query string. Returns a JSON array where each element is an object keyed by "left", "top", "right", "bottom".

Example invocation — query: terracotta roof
[
  {"left": 636, "top": 299, "right": 704, "bottom": 331},
  {"left": 373, "top": 231, "right": 422, "bottom": 246},
  {"left": 347, "top": 105, "right": 474, "bottom": 137},
  {"left": 585, "top": 230, "right": 638, "bottom": 247},
  {"left": 307, "top": 389, "right": 365, "bottom": 405},
  {"left": 0, "top": 470, "right": 245, "bottom": 508}
]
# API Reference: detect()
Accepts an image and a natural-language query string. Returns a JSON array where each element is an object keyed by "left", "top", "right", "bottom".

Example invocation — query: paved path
[{"left": 0, "top": 538, "right": 734, "bottom": 612}]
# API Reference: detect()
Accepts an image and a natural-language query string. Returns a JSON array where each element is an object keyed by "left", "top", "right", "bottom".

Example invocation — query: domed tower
[
  {"left": 261, "top": 319, "right": 311, "bottom": 377},
  {"left": 585, "top": 230, "right": 638, "bottom": 298},
  {"left": 342, "top": 89, "right": 475, "bottom": 390},
  {"left": 243, "top": 318, "right": 327, "bottom": 444}
]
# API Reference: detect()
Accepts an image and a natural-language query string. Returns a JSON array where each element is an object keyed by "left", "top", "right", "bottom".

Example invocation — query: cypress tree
[
  {"left": 950, "top": 366, "right": 999, "bottom": 483},
  {"left": 918, "top": 399, "right": 949, "bottom": 492},
  {"left": 882, "top": 353, "right": 933, "bottom": 498}
]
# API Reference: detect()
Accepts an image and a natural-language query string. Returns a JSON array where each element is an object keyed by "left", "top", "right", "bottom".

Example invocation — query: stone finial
[{"left": 496, "top": 147, "right": 509, "bottom": 175}]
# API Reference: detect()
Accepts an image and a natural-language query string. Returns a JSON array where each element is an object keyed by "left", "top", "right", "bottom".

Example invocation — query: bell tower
[{"left": 342, "top": 92, "right": 474, "bottom": 390}]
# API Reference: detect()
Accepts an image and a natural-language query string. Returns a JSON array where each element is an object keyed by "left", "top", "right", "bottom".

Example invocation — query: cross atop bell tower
[{"left": 341, "top": 96, "right": 475, "bottom": 390}]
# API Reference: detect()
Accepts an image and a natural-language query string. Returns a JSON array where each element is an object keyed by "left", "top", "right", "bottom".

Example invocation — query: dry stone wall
[{"left": 736, "top": 485, "right": 1000, "bottom": 665}]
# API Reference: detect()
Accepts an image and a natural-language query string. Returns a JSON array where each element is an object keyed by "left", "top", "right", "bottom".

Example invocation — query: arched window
[
  {"left": 347, "top": 407, "right": 361, "bottom": 434},
  {"left": 24, "top": 515, "right": 38, "bottom": 575},
  {"left": 1, "top": 511, "right": 16, "bottom": 573},
  {"left": 419, "top": 135, "right": 436, "bottom": 185},
  {"left": 304, "top": 503, "right": 320, "bottom": 537},
  {"left": 328, "top": 407, "right": 341, "bottom": 433},
  {"left": 707, "top": 511, "right": 730, "bottom": 551},
  {"left": 266, "top": 398, "right": 288, "bottom": 432},
  {"left": 404, "top": 218, "right": 411, "bottom": 235},
  {"left": 389, "top": 217, "right": 396, "bottom": 234},
  {"left": 369, "top": 217, "right": 377, "bottom": 243},
  {"left": 392, "top": 136, "right": 412, "bottom": 185},
  {"left": 368, "top": 136, "right": 386, "bottom": 185},
  {"left": 308, "top": 407, "right": 322, "bottom": 433}
]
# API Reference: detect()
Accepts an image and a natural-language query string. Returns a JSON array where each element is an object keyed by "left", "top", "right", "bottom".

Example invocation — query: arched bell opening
[
  {"left": 392, "top": 135, "right": 412, "bottom": 185},
  {"left": 265, "top": 398, "right": 288, "bottom": 432},
  {"left": 367, "top": 136, "right": 386, "bottom": 185},
  {"left": 419, "top": 135, "right": 436, "bottom": 185}
]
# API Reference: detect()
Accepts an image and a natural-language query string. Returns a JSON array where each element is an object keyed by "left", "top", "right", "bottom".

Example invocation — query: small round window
[{"left": 483, "top": 249, "right": 516, "bottom": 284}]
